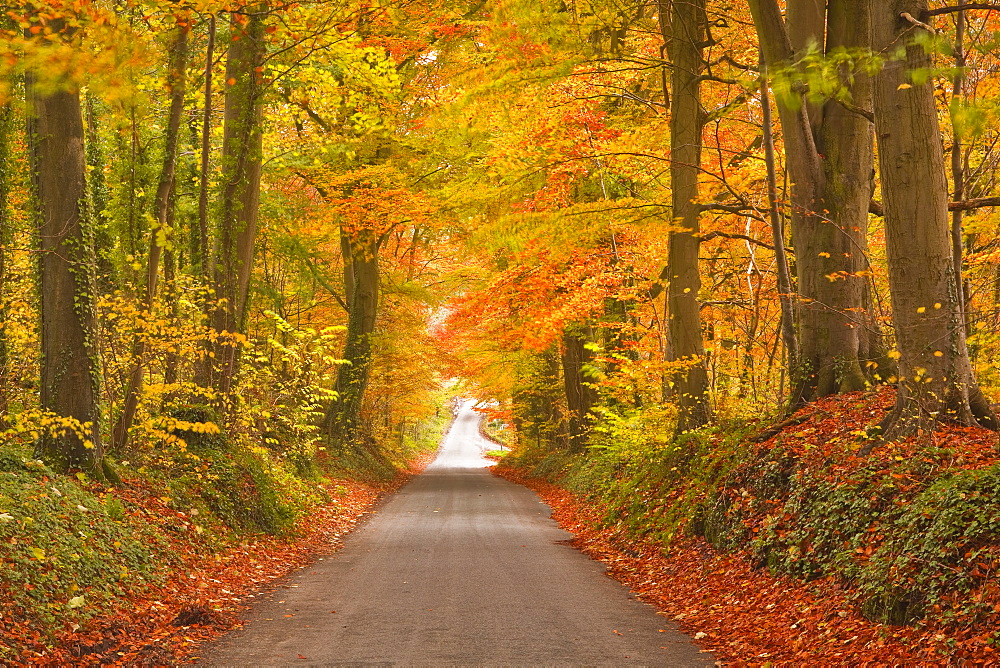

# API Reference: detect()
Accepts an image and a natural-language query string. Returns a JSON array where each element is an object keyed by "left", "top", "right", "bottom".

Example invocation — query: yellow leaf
[{"left": 898, "top": 83, "right": 912, "bottom": 90}]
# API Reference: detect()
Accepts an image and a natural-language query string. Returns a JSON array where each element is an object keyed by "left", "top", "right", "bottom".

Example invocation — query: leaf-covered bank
[
  {"left": 496, "top": 388, "right": 1000, "bottom": 664},
  {"left": 0, "top": 401, "right": 450, "bottom": 665}
]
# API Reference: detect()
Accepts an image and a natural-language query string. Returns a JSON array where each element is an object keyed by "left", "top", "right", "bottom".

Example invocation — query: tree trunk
[
  {"left": 871, "top": 0, "right": 997, "bottom": 439},
  {"left": 0, "top": 100, "right": 12, "bottom": 427},
  {"left": 194, "top": 13, "right": 217, "bottom": 390},
  {"left": 26, "top": 25, "right": 103, "bottom": 476},
  {"left": 561, "top": 323, "right": 596, "bottom": 452},
  {"left": 198, "top": 14, "right": 216, "bottom": 279},
  {"left": 661, "top": 0, "right": 712, "bottom": 434},
  {"left": 750, "top": 0, "right": 878, "bottom": 406},
  {"left": 112, "top": 18, "right": 190, "bottom": 451},
  {"left": 323, "top": 227, "right": 380, "bottom": 447},
  {"left": 84, "top": 94, "right": 114, "bottom": 289},
  {"left": 759, "top": 57, "right": 799, "bottom": 379},
  {"left": 950, "top": 8, "right": 971, "bottom": 337},
  {"left": 211, "top": 11, "right": 266, "bottom": 397},
  {"left": 512, "top": 350, "right": 565, "bottom": 450}
]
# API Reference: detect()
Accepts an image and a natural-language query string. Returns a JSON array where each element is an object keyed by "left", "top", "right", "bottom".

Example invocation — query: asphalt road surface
[{"left": 198, "top": 401, "right": 713, "bottom": 666}]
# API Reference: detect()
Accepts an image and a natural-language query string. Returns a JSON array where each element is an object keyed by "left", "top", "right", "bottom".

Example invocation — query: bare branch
[
  {"left": 924, "top": 4, "right": 1000, "bottom": 18},
  {"left": 699, "top": 230, "right": 790, "bottom": 253},
  {"left": 949, "top": 196, "right": 1000, "bottom": 211},
  {"left": 834, "top": 98, "right": 874, "bottom": 123},
  {"left": 900, "top": 11, "right": 936, "bottom": 33},
  {"left": 869, "top": 196, "right": 1000, "bottom": 216}
]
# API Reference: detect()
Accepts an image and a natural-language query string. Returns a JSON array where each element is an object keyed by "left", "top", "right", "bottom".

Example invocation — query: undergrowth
[
  {"left": 0, "top": 453, "right": 168, "bottom": 649},
  {"left": 0, "top": 384, "right": 451, "bottom": 659},
  {"left": 501, "top": 388, "right": 1000, "bottom": 633}
]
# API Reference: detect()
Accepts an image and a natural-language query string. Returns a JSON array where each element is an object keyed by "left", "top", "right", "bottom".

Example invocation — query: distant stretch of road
[{"left": 198, "top": 401, "right": 712, "bottom": 666}]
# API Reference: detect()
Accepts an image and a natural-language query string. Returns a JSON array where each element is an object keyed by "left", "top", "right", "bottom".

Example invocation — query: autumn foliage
[{"left": 4, "top": 0, "right": 1000, "bottom": 663}]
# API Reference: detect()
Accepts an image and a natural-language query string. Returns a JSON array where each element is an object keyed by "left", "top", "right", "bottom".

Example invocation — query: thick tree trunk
[
  {"left": 112, "top": 19, "right": 190, "bottom": 451},
  {"left": 872, "top": 0, "right": 996, "bottom": 439},
  {"left": 323, "top": 227, "right": 380, "bottom": 447},
  {"left": 661, "top": 0, "right": 712, "bottom": 434},
  {"left": 26, "top": 49, "right": 103, "bottom": 476},
  {"left": 210, "top": 11, "right": 266, "bottom": 397},
  {"left": 750, "top": 0, "right": 878, "bottom": 406},
  {"left": 561, "top": 323, "right": 596, "bottom": 452}
]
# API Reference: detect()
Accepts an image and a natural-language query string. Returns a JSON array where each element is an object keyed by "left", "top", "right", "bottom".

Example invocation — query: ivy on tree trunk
[{"left": 26, "top": 18, "right": 103, "bottom": 477}]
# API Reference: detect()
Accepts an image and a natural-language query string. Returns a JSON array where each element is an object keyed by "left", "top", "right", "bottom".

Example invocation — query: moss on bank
[
  {"left": 500, "top": 389, "right": 1000, "bottom": 631},
  {"left": 0, "top": 392, "right": 451, "bottom": 659}
]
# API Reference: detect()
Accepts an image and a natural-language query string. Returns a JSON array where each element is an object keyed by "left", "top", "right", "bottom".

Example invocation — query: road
[{"left": 197, "top": 401, "right": 713, "bottom": 666}]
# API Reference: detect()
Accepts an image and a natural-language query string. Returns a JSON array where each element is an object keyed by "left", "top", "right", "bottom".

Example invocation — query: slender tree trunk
[
  {"left": 561, "top": 323, "right": 596, "bottom": 452},
  {"left": 750, "top": 0, "right": 878, "bottom": 406},
  {"left": 211, "top": 10, "right": 266, "bottom": 397},
  {"left": 162, "top": 246, "right": 180, "bottom": 389},
  {"left": 84, "top": 95, "right": 113, "bottom": 288},
  {"left": 871, "top": 0, "right": 996, "bottom": 439},
  {"left": 323, "top": 227, "right": 380, "bottom": 446},
  {"left": 0, "top": 100, "right": 12, "bottom": 426},
  {"left": 512, "top": 350, "right": 564, "bottom": 450},
  {"left": 112, "top": 18, "right": 190, "bottom": 450},
  {"left": 661, "top": 0, "right": 712, "bottom": 433},
  {"left": 951, "top": 8, "right": 971, "bottom": 336},
  {"left": 759, "top": 58, "right": 799, "bottom": 385},
  {"left": 26, "top": 20, "right": 103, "bottom": 476},
  {"left": 199, "top": 13, "right": 216, "bottom": 279},
  {"left": 194, "top": 13, "right": 217, "bottom": 390}
]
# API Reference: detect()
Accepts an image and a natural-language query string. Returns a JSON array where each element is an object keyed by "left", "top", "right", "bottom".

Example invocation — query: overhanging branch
[
  {"left": 924, "top": 3, "right": 1000, "bottom": 18},
  {"left": 870, "top": 196, "right": 1000, "bottom": 216}
]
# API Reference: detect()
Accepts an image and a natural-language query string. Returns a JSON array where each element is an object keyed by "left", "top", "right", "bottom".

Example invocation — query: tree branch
[
  {"left": 924, "top": 4, "right": 1000, "bottom": 18},
  {"left": 870, "top": 196, "right": 1000, "bottom": 216},
  {"left": 695, "top": 74, "right": 740, "bottom": 85},
  {"left": 708, "top": 54, "right": 758, "bottom": 72},
  {"left": 698, "top": 203, "right": 768, "bottom": 224},
  {"left": 949, "top": 196, "right": 1000, "bottom": 211},
  {"left": 834, "top": 97, "right": 874, "bottom": 123},
  {"left": 700, "top": 230, "right": 790, "bottom": 252},
  {"left": 900, "top": 11, "right": 936, "bottom": 33}
]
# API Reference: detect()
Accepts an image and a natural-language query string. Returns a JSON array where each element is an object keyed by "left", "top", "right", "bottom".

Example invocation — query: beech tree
[
  {"left": 209, "top": 10, "right": 268, "bottom": 397},
  {"left": 561, "top": 322, "right": 597, "bottom": 451},
  {"left": 750, "top": 0, "right": 885, "bottom": 406},
  {"left": 323, "top": 222, "right": 381, "bottom": 446},
  {"left": 25, "top": 14, "right": 103, "bottom": 475},
  {"left": 661, "top": 0, "right": 713, "bottom": 433},
  {"left": 871, "top": 0, "right": 997, "bottom": 438}
]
